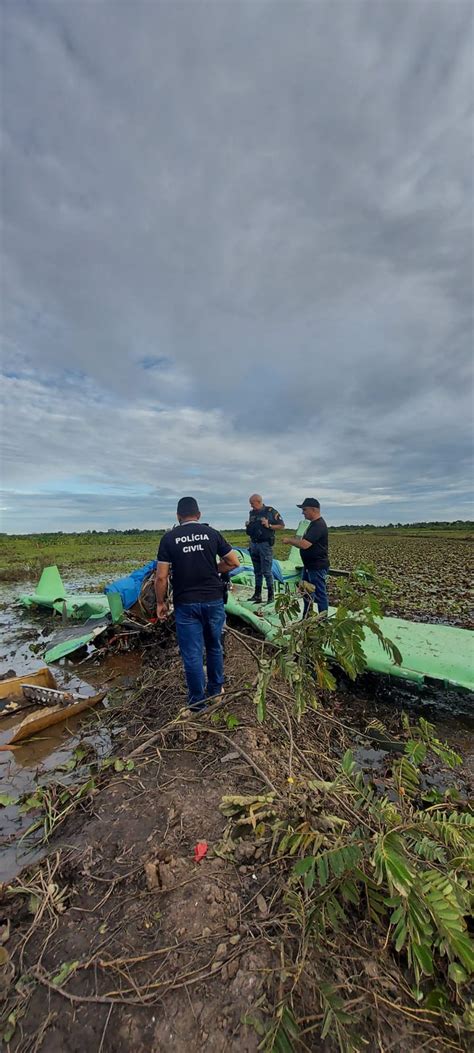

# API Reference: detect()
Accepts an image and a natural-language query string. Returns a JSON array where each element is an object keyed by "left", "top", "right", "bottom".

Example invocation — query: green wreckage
[{"left": 20, "top": 522, "right": 473, "bottom": 692}]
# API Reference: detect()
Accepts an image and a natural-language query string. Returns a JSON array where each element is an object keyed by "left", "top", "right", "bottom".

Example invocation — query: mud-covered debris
[
  {"left": 235, "top": 840, "right": 257, "bottom": 861},
  {"left": 0, "top": 918, "right": 10, "bottom": 944},
  {"left": 220, "top": 751, "right": 241, "bottom": 764},
  {"left": 158, "top": 856, "right": 189, "bottom": 890},
  {"left": 144, "top": 861, "right": 159, "bottom": 890},
  {"left": 227, "top": 958, "right": 240, "bottom": 979},
  {"left": 0, "top": 945, "right": 14, "bottom": 997},
  {"left": 0, "top": 669, "right": 16, "bottom": 681}
]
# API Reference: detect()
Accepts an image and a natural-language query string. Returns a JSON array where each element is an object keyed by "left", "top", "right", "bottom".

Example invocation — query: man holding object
[
  {"left": 282, "top": 497, "right": 329, "bottom": 615},
  {"left": 245, "top": 494, "right": 285, "bottom": 604},
  {"left": 155, "top": 497, "right": 239, "bottom": 711}
]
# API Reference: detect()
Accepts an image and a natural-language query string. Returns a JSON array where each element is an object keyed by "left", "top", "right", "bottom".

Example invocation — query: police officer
[
  {"left": 245, "top": 494, "right": 285, "bottom": 604},
  {"left": 155, "top": 497, "right": 239, "bottom": 711}
]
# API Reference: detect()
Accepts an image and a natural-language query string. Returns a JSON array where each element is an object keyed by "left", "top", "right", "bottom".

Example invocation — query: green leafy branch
[{"left": 257, "top": 567, "right": 402, "bottom": 722}]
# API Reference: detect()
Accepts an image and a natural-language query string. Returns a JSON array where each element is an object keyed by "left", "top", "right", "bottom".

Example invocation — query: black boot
[
  {"left": 265, "top": 590, "right": 274, "bottom": 605},
  {"left": 249, "top": 592, "right": 262, "bottom": 603}
]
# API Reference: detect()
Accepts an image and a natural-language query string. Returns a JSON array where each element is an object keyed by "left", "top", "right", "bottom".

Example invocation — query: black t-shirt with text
[
  {"left": 301, "top": 517, "right": 329, "bottom": 570},
  {"left": 157, "top": 522, "right": 232, "bottom": 605}
]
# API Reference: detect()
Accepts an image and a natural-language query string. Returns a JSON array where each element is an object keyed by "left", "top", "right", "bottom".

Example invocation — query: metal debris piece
[
  {"left": 220, "top": 751, "right": 241, "bottom": 764},
  {"left": 21, "top": 684, "right": 74, "bottom": 707}
]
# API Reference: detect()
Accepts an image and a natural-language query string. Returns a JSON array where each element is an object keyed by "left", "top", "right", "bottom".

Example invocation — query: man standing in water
[
  {"left": 155, "top": 497, "right": 239, "bottom": 711},
  {"left": 282, "top": 497, "right": 329, "bottom": 615},
  {"left": 245, "top": 494, "right": 285, "bottom": 604}
]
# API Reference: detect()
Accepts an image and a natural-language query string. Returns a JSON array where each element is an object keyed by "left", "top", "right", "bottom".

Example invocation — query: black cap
[
  {"left": 296, "top": 497, "right": 320, "bottom": 509},
  {"left": 177, "top": 496, "right": 200, "bottom": 517}
]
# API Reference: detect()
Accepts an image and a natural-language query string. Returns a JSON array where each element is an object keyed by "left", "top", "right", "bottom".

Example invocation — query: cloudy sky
[{"left": 1, "top": 0, "right": 472, "bottom": 533}]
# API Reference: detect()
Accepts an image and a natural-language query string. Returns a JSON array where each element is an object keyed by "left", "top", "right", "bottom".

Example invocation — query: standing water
[{"left": 0, "top": 575, "right": 141, "bottom": 881}]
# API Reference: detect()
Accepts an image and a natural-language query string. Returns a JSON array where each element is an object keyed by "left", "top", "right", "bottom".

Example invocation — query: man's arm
[
  {"left": 283, "top": 519, "right": 323, "bottom": 550},
  {"left": 281, "top": 536, "right": 312, "bottom": 549},
  {"left": 261, "top": 508, "right": 285, "bottom": 532},
  {"left": 261, "top": 519, "right": 285, "bottom": 532},
  {"left": 155, "top": 562, "right": 170, "bottom": 618},
  {"left": 217, "top": 550, "right": 240, "bottom": 574}
]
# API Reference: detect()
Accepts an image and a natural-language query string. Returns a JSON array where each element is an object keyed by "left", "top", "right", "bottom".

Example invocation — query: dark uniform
[
  {"left": 246, "top": 504, "right": 284, "bottom": 603},
  {"left": 300, "top": 517, "right": 329, "bottom": 614},
  {"left": 157, "top": 522, "right": 232, "bottom": 708}
]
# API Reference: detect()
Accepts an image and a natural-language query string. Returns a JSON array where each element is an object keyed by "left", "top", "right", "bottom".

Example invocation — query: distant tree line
[
  {"left": 4, "top": 520, "right": 473, "bottom": 539},
  {"left": 328, "top": 521, "right": 474, "bottom": 531}
]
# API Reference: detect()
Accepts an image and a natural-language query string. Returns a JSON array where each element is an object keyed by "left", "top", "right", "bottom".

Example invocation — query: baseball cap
[
  {"left": 177, "top": 496, "right": 200, "bottom": 517},
  {"left": 296, "top": 497, "right": 320, "bottom": 509}
]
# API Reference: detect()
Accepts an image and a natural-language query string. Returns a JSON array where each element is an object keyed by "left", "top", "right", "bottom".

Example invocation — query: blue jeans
[
  {"left": 301, "top": 567, "right": 329, "bottom": 615},
  {"left": 174, "top": 600, "right": 226, "bottom": 709},
  {"left": 249, "top": 541, "right": 273, "bottom": 593}
]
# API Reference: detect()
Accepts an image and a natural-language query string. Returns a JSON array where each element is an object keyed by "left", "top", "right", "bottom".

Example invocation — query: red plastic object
[{"left": 193, "top": 841, "right": 208, "bottom": 863}]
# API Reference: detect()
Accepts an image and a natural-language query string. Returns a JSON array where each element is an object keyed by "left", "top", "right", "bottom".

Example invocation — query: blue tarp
[
  {"left": 105, "top": 560, "right": 157, "bottom": 610},
  {"left": 228, "top": 547, "right": 253, "bottom": 577}
]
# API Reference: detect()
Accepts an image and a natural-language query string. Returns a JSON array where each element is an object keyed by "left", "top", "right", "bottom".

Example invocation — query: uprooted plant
[
  {"left": 254, "top": 565, "right": 402, "bottom": 722},
  {"left": 233, "top": 567, "right": 474, "bottom": 1050},
  {"left": 215, "top": 714, "right": 473, "bottom": 1050},
  {"left": 266, "top": 723, "right": 473, "bottom": 1051}
]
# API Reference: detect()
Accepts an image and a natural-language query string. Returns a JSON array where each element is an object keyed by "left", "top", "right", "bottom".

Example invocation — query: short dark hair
[{"left": 177, "top": 496, "right": 200, "bottom": 517}]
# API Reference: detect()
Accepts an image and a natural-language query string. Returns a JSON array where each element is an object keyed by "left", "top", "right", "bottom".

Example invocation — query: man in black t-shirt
[
  {"left": 245, "top": 494, "right": 285, "bottom": 604},
  {"left": 155, "top": 497, "right": 239, "bottom": 710},
  {"left": 282, "top": 497, "right": 329, "bottom": 615}
]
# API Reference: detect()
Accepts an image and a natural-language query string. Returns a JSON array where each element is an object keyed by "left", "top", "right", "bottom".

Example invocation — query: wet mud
[{"left": 1, "top": 575, "right": 473, "bottom": 886}]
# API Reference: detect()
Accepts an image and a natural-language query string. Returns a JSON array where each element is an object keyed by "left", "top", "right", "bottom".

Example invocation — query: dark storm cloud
[{"left": 0, "top": 0, "right": 472, "bottom": 531}]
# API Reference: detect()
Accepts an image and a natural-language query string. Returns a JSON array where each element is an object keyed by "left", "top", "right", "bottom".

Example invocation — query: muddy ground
[{"left": 0, "top": 628, "right": 473, "bottom": 1053}]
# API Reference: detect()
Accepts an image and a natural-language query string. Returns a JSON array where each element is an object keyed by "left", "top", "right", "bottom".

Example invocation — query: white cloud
[{"left": 1, "top": 0, "right": 472, "bottom": 530}]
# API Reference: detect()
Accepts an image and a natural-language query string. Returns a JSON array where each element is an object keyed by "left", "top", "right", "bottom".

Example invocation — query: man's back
[{"left": 157, "top": 523, "right": 231, "bottom": 605}]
